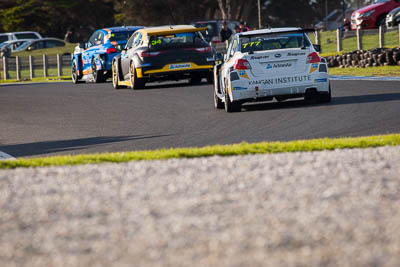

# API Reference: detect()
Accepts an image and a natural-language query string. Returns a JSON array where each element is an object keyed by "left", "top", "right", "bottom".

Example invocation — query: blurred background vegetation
[{"left": 0, "top": 0, "right": 356, "bottom": 42}]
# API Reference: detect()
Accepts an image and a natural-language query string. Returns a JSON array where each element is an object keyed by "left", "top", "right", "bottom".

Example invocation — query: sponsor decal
[
  {"left": 314, "top": 78, "right": 328, "bottom": 83},
  {"left": 169, "top": 63, "right": 191, "bottom": 70},
  {"left": 309, "top": 63, "right": 319, "bottom": 74},
  {"left": 250, "top": 55, "right": 270, "bottom": 60},
  {"left": 233, "top": 86, "right": 248, "bottom": 91},
  {"left": 239, "top": 70, "right": 250, "bottom": 79},
  {"left": 249, "top": 75, "right": 311, "bottom": 86},
  {"left": 287, "top": 52, "right": 306, "bottom": 56},
  {"left": 275, "top": 53, "right": 282, "bottom": 58},
  {"left": 266, "top": 63, "right": 292, "bottom": 70}
]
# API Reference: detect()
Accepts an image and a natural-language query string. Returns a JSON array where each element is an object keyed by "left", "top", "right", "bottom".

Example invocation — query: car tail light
[
  {"left": 106, "top": 47, "right": 117, "bottom": 54},
  {"left": 211, "top": 36, "right": 221, "bottom": 43},
  {"left": 140, "top": 51, "right": 162, "bottom": 57},
  {"left": 234, "top": 58, "right": 252, "bottom": 70},
  {"left": 185, "top": 47, "right": 213, "bottom": 52},
  {"left": 306, "top": 52, "right": 321, "bottom": 64}
]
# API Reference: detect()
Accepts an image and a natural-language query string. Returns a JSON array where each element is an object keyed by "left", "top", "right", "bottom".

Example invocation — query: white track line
[
  {"left": 0, "top": 151, "right": 16, "bottom": 160},
  {"left": 330, "top": 75, "right": 400, "bottom": 81}
]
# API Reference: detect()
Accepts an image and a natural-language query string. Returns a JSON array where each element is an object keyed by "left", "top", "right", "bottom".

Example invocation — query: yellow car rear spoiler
[{"left": 146, "top": 27, "right": 209, "bottom": 36}]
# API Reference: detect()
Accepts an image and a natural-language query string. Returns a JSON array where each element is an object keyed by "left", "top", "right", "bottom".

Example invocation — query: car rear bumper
[
  {"left": 138, "top": 62, "right": 213, "bottom": 81},
  {"left": 229, "top": 77, "right": 329, "bottom": 102}
]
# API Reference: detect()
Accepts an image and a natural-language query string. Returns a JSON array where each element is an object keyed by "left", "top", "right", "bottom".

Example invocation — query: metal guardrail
[{"left": 0, "top": 54, "right": 71, "bottom": 80}]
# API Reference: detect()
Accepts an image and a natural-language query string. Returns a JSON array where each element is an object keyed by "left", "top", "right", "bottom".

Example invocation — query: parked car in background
[
  {"left": 351, "top": 0, "right": 400, "bottom": 29},
  {"left": 0, "top": 39, "right": 33, "bottom": 52},
  {"left": 13, "top": 38, "right": 65, "bottom": 52},
  {"left": 192, "top": 20, "right": 239, "bottom": 44},
  {"left": 315, "top": 8, "right": 355, "bottom": 31},
  {"left": 0, "top": 31, "right": 42, "bottom": 44},
  {"left": 112, "top": 25, "right": 215, "bottom": 89},
  {"left": 72, "top": 26, "right": 143, "bottom": 83},
  {"left": 386, "top": 6, "right": 400, "bottom": 27}
]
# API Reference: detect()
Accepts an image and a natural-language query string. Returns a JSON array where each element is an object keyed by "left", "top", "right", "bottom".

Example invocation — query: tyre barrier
[{"left": 326, "top": 47, "right": 400, "bottom": 68}]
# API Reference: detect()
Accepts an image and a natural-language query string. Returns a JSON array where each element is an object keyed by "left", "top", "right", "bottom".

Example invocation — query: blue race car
[{"left": 72, "top": 26, "right": 143, "bottom": 83}]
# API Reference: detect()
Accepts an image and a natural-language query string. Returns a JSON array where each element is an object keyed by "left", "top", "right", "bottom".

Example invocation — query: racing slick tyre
[
  {"left": 214, "top": 90, "right": 224, "bottom": 109},
  {"left": 112, "top": 60, "right": 122, "bottom": 89},
  {"left": 224, "top": 92, "right": 241, "bottom": 113},
  {"left": 206, "top": 72, "right": 214, "bottom": 84},
  {"left": 318, "top": 84, "right": 332, "bottom": 103},
  {"left": 71, "top": 61, "right": 81, "bottom": 84},
  {"left": 130, "top": 62, "right": 145, "bottom": 90},
  {"left": 189, "top": 73, "right": 202, "bottom": 85},
  {"left": 304, "top": 88, "right": 319, "bottom": 104},
  {"left": 92, "top": 59, "right": 104, "bottom": 83}
]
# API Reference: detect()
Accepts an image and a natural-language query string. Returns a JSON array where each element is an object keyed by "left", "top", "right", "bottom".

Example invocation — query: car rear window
[
  {"left": 15, "top": 33, "right": 39, "bottom": 39},
  {"left": 110, "top": 31, "right": 135, "bottom": 42},
  {"left": 240, "top": 33, "right": 311, "bottom": 53},
  {"left": 149, "top": 32, "right": 206, "bottom": 50},
  {"left": 193, "top": 23, "right": 217, "bottom": 40}
]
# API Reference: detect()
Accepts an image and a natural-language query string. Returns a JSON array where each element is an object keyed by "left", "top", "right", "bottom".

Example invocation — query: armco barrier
[{"left": 1, "top": 54, "right": 71, "bottom": 81}]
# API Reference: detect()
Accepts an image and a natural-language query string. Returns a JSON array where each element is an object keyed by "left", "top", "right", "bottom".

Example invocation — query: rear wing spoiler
[
  {"left": 147, "top": 27, "right": 208, "bottom": 36},
  {"left": 238, "top": 28, "right": 319, "bottom": 51},
  {"left": 238, "top": 28, "right": 316, "bottom": 39}
]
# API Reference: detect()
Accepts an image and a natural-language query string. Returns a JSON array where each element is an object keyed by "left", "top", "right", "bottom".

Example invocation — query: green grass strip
[
  {"left": 329, "top": 65, "right": 400, "bottom": 77},
  {"left": 1, "top": 134, "right": 399, "bottom": 169},
  {"left": 0, "top": 76, "right": 71, "bottom": 84}
]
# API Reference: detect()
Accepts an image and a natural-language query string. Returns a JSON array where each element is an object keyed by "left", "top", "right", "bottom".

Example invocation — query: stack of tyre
[{"left": 326, "top": 47, "right": 400, "bottom": 68}]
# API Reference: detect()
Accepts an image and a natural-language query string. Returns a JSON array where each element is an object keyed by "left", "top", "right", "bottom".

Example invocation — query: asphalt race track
[{"left": 1, "top": 79, "right": 400, "bottom": 158}]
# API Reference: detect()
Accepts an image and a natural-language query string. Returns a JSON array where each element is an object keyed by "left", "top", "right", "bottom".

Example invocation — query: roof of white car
[
  {"left": 2, "top": 39, "right": 34, "bottom": 44},
  {"left": 238, "top": 27, "right": 302, "bottom": 36}
]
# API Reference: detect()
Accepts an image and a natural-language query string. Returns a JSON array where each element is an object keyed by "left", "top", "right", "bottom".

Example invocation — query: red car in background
[{"left": 351, "top": 0, "right": 400, "bottom": 29}]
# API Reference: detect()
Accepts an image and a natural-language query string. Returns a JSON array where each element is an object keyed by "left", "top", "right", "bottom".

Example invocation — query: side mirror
[
  {"left": 313, "top": 44, "right": 321, "bottom": 53},
  {"left": 79, "top": 42, "right": 86, "bottom": 49}
]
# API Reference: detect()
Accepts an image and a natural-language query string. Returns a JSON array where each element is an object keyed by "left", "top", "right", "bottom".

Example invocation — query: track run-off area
[
  {"left": 1, "top": 78, "right": 400, "bottom": 158},
  {"left": 1, "top": 78, "right": 400, "bottom": 267}
]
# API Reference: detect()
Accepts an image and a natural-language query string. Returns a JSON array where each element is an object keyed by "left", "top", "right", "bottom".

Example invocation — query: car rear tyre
[
  {"left": 112, "top": 60, "right": 122, "bottom": 89},
  {"left": 189, "top": 73, "right": 202, "bottom": 84},
  {"left": 224, "top": 92, "right": 241, "bottom": 112},
  {"left": 92, "top": 59, "right": 104, "bottom": 83},
  {"left": 304, "top": 88, "right": 318, "bottom": 104},
  {"left": 214, "top": 90, "right": 224, "bottom": 109},
  {"left": 319, "top": 84, "right": 332, "bottom": 103},
  {"left": 130, "top": 62, "right": 145, "bottom": 90},
  {"left": 206, "top": 72, "right": 214, "bottom": 84}
]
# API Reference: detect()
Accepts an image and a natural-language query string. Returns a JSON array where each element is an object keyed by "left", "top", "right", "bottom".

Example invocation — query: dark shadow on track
[
  {"left": 0, "top": 134, "right": 173, "bottom": 157},
  {"left": 110, "top": 80, "right": 211, "bottom": 91},
  {"left": 242, "top": 93, "right": 400, "bottom": 112}
]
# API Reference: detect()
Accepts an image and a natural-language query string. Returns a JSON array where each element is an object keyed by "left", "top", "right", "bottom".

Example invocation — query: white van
[{"left": 0, "top": 31, "right": 42, "bottom": 44}]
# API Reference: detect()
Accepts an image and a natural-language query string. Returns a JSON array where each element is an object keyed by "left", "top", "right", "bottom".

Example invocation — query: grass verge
[
  {"left": 329, "top": 65, "right": 400, "bottom": 76},
  {"left": 1, "top": 134, "right": 399, "bottom": 169},
  {"left": 0, "top": 75, "right": 71, "bottom": 84}
]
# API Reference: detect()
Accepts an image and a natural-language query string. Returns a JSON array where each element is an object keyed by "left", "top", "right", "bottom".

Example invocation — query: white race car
[{"left": 213, "top": 28, "right": 331, "bottom": 112}]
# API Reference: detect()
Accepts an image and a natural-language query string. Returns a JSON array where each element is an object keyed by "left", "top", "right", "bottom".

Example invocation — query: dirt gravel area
[{"left": 1, "top": 146, "right": 400, "bottom": 267}]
